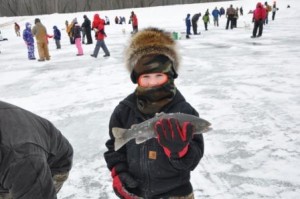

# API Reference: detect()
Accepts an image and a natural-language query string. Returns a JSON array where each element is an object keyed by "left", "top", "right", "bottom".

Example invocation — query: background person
[{"left": 0, "top": 100, "right": 73, "bottom": 199}]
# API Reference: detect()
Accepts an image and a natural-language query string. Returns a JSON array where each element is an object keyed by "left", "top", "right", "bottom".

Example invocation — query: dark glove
[
  {"left": 155, "top": 118, "right": 194, "bottom": 159},
  {"left": 111, "top": 164, "right": 139, "bottom": 199}
]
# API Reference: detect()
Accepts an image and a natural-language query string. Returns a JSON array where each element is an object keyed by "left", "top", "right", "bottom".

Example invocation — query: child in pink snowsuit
[{"left": 73, "top": 22, "right": 83, "bottom": 56}]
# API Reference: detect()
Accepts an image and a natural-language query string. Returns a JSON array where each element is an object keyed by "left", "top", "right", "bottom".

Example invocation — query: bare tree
[{"left": 0, "top": 0, "right": 227, "bottom": 16}]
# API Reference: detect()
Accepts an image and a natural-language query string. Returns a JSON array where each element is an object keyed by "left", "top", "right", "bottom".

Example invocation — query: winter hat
[
  {"left": 72, "top": 18, "right": 77, "bottom": 24},
  {"left": 34, "top": 18, "right": 40, "bottom": 24},
  {"left": 125, "top": 27, "right": 180, "bottom": 83},
  {"left": 25, "top": 22, "right": 31, "bottom": 29}
]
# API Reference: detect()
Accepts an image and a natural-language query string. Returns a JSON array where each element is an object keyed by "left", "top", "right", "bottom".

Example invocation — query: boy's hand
[
  {"left": 111, "top": 164, "right": 139, "bottom": 199},
  {"left": 155, "top": 118, "right": 193, "bottom": 158}
]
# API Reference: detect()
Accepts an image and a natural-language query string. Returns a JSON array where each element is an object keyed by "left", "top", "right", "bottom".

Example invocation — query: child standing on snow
[
  {"left": 202, "top": 12, "right": 210, "bottom": 31},
  {"left": 22, "top": 22, "right": 36, "bottom": 60},
  {"left": 104, "top": 27, "right": 205, "bottom": 199},
  {"left": 14, "top": 22, "right": 20, "bottom": 37},
  {"left": 53, "top": 26, "right": 61, "bottom": 49},
  {"left": 72, "top": 22, "right": 83, "bottom": 56}
]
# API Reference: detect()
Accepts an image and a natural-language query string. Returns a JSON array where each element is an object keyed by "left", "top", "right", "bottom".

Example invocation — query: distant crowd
[
  {"left": 3, "top": 1, "right": 286, "bottom": 61},
  {"left": 11, "top": 11, "right": 138, "bottom": 61},
  {"left": 185, "top": 1, "right": 279, "bottom": 39}
]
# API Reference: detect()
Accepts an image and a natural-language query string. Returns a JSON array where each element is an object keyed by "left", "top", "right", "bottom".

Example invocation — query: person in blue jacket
[
  {"left": 53, "top": 26, "right": 61, "bottom": 49},
  {"left": 185, "top": 14, "right": 191, "bottom": 39},
  {"left": 212, "top": 7, "right": 221, "bottom": 26},
  {"left": 22, "top": 22, "right": 36, "bottom": 60}
]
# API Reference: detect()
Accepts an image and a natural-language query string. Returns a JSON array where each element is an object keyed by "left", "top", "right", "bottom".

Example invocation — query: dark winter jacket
[
  {"left": 82, "top": 15, "right": 92, "bottom": 32},
  {"left": 53, "top": 26, "right": 61, "bottom": 40},
  {"left": 23, "top": 22, "right": 34, "bottom": 45},
  {"left": 72, "top": 23, "right": 81, "bottom": 39},
  {"left": 0, "top": 101, "right": 73, "bottom": 198},
  {"left": 104, "top": 90, "right": 204, "bottom": 198},
  {"left": 192, "top": 13, "right": 201, "bottom": 22},
  {"left": 220, "top": 7, "right": 225, "bottom": 15}
]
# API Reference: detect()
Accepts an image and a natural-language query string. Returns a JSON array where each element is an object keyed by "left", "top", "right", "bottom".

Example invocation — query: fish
[{"left": 112, "top": 112, "right": 212, "bottom": 151}]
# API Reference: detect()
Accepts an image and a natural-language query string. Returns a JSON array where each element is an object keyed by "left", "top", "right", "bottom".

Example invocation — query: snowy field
[{"left": 0, "top": 0, "right": 300, "bottom": 198}]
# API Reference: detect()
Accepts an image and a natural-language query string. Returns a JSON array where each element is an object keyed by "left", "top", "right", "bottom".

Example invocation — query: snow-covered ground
[{"left": 0, "top": 0, "right": 300, "bottom": 198}]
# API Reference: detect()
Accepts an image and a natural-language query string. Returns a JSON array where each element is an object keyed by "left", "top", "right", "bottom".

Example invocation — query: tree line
[{"left": 0, "top": 0, "right": 228, "bottom": 17}]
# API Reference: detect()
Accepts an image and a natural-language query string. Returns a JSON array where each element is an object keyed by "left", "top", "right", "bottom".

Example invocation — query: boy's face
[{"left": 138, "top": 73, "right": 168, "bottom": 88}]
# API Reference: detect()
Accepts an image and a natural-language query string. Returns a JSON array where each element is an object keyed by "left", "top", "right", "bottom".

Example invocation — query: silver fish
[{"left": 112, "top": 112, "right": 212, "bottom": 151}]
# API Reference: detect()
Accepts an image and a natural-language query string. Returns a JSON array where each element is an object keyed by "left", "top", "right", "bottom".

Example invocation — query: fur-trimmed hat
[{"left": 125, "top": 27, "right": 180, "bottom": 83}]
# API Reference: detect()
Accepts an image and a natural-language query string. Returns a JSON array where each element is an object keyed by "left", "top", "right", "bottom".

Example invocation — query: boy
[{"left": 104, "top": 27, "right": 204, "bottom": 199}]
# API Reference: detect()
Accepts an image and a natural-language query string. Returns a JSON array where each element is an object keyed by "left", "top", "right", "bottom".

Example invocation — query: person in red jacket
[
  {"left": 130, "top": 11, "right": 138, "bottom": 34},
  {"left": 90, "top": 14, "right": 110, "bottom": 58},
  {"left": 251, "top": 2, "right": 266, "bottom": 38}
]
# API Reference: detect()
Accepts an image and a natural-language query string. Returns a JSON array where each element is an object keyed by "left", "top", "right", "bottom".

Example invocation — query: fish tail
[
  {"left": 112, "top": 127, "right": 127, "bottom": 151},
  {"left": 112, "top": 127, "right": 127, "bottom": 138},
  {"left": 114, "top": 138, "right": 126, "bottom": 151}
]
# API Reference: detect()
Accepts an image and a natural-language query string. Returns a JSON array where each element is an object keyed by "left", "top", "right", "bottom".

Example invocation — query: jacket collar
[{"left": 120, "top": 90, "right": 186, "bottom": 120}]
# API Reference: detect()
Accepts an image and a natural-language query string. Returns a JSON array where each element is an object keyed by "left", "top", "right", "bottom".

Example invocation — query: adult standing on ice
[
  {"left": 0, "top": 100, "right": 73, "bottom": 199},
  {"left": 82, "top": 15, "right": 93, "bottom": 44},
  {"left": 251, "top": 2, "right": 266, "bottom": 38},
  {"left": 90, "top": 14, "right": 110, "bottom": 58},
  {"left": 130, "top": 11, "right": 138, "bottom": 34},
  {"left": 32, "top": 18, "right": 50, "bottom": 61},
  {"left": 104, "top": 27, "right": 204, "bottom": 199}
]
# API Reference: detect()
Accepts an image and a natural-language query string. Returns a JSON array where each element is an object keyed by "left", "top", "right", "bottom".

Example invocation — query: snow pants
[
  {"left": 253, "top": 20, "right": 263, "bottom": 37},
  {"left": 213, "top": 17, "right": 219, "bottom": 26},
  {"left": 26, "top": 44, "right": 35, "bottom": 59},
  {"left": 92, "top": 40, "right": 110, "bottom": 57},
  {"left": 55, "top": 39, "right": 61, "bottom": 49},
  {"left": 192, "top": 20, "right": 198, "bottom": 34},
  {"left": 272, "top": 12, "right": 276, "bottom": 20},
  {"left": 37, "top": 41, "right": 50, "bottom": 60},
  {"left": 75, "top": 38, "right": 83, "bottom": 55},
  {"left": 226, "top": 15, "right": 234, "bottom": 29}
]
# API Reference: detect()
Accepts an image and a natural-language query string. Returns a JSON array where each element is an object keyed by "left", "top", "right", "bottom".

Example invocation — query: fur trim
[{"left": 125, "top": 27, "right": 180, "bottom": 73}]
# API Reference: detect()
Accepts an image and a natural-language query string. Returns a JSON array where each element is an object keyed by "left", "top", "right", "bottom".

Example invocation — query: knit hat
[
  {"left": 125, "top": 27, "right": 180, "bottom": 83},
  {"left": 34, "top": 18, "right": 40, "bottom": 24}
]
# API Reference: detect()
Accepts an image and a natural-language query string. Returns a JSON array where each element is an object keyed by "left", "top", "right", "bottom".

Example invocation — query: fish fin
[
  {"left": 112, "top": 127, "right": 126, "bottom": 139},
  {"left": 135, "top": 136, "right": 148, "bottom": 144}
]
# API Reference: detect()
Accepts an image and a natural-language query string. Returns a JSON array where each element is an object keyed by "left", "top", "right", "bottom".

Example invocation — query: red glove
[
  {"left": 111, "top": 165, "right": 139, "bottom": 199},
  {"left": 155, "top": 118, "right": 193, "bottom": 158}
]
